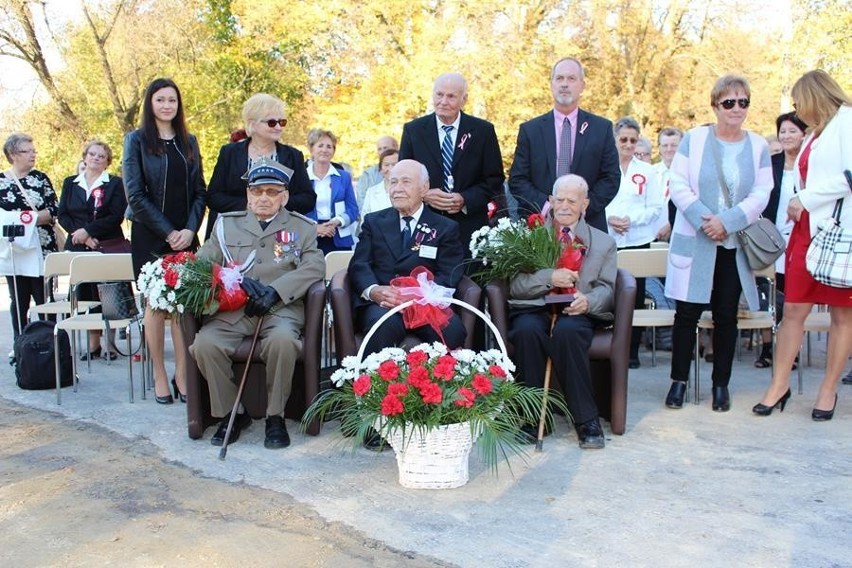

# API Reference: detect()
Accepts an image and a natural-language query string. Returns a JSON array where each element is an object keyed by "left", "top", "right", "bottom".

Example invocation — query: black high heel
[
  {"left": 80, "top": 347, "right": 117, "bottom": 361},
  {"left": 172, "top": 377, "right": 187, "bottom": 403},
  {"left": 752, "top": 388, "right": 791, "bottom": 416},
  {"left": 812, "top": 394, "right": 837, "bottom": 422}
]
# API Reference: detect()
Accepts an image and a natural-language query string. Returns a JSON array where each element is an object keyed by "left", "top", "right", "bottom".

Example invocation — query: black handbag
[{"left": 97, "top": 282, "right": 139, "bottom": 320}]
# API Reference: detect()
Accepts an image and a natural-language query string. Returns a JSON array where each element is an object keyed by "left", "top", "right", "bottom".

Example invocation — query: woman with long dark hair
[{"left": 123, "top": 78, "right": 206, "bottom": 404}]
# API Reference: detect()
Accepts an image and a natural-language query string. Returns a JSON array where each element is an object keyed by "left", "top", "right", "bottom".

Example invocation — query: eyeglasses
[
  {"left": 259, "top": 118, "right": 287, "bottom": 128},
  {"left": 634, "top": 151, "right": 651, "bottom": 159},
  {"left": 718, "top": 98, "right": 750, "bottom": 110},
  {"left": 618, "top": 136, "right": 638, "bottom": 144},
  {"left": 249, "top": 187, "right": 287, "bottom": 197}
]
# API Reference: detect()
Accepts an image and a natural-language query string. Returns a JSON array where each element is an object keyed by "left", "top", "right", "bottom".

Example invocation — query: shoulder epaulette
[{"left": 289, "top": 211, "right": 317, "bottom": 225}]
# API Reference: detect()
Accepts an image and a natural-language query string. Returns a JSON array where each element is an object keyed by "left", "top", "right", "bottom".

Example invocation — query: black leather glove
[
  {"left": 240, "top": 276, "right": 265, "bottom": 300},
  {"left": 244, "top": 285, "right": 280, "bottom": 317}
]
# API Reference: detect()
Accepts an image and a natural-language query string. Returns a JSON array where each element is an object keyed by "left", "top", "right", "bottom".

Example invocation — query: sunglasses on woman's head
[
  {"left": 718, "top": 98, "right": 750, "bottom": 110},
  {"left": 260, "top": 118, "right": 287, "bottom": 128}
]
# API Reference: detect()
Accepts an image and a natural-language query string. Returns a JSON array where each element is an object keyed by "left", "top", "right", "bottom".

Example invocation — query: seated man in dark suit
[
  {"left": 509, "top": 174, "right": 616, "bottom": 449},
  {"left": 349, "top": 159, "right": 467, "bottom": 355}
]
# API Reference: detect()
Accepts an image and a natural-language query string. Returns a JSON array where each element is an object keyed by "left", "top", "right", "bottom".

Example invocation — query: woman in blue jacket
[{"left": 305, "top": 129, "right": 358, "bottom": 254}]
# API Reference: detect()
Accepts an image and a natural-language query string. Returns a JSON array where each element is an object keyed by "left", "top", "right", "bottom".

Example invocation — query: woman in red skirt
[{"left": 753, "top": 70, "right": 852, "bottom": 421}]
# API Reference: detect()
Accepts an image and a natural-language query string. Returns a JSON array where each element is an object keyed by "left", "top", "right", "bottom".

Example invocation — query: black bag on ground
[{"left": 14, "top": 320, "right": 73, "bottom": 390}]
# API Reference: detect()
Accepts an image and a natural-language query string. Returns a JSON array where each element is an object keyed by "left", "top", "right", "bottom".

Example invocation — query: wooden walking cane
[
  {"left": 536, "top": 310, "right": 559, "bottom": 452},
  {"left": 219, "top": 316, "right": 264, "bottom": 460}
]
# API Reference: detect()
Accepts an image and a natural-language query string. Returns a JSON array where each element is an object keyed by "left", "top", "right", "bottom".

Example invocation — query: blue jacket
[{"left": 306, "top": 166, "right": 359, "bottom": 249}]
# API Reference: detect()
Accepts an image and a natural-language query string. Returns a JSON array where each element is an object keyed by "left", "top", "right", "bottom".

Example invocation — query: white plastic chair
[{"left": 28, "top": 251, "right": 102, "bottom": 321}]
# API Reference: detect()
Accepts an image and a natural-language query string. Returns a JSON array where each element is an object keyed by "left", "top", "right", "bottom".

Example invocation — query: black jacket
[
  {"left": 122, "top": 129, "right": 206, "bottom": 239},
  {"left": 762, "top": 151, "right": 786, "bottom": 223},
  {"left": 57, "top": 173, "right": 127, "bottom": 247},
  {"left": 205, "top": 139, "right": 316, "bottom": 238}
]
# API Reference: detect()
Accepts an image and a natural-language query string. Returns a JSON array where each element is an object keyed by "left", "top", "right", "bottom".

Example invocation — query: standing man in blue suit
[
  {"left": 509, "top": 57, "right": 620, "bottom": 232},
  {"left": 349, "top": 159, "right": 466, "bottom": 356},
  {"left": 399, "top": 73, "right": 504, "bottom": 255}
]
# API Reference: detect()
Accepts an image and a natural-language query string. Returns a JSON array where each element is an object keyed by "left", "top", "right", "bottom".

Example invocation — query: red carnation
[
  {"left": 388, "top": 383, "right": 410, "bottom": 398},
  {"left": 407, "top": 366, "right": 430, "bottom": 389},
  {"left": 406, "top": 350, "right": 428, "bottom": 367},
  {"left": 472, "top": 373, "right": 493, "bottom": 396},
  {"left": 419, "top": 383, "right": 443, "bottom": 405},
  {"left": 527, "top": 213, "right": 545, "bottom": 228},
  {"left": 378, "top": 360, "right": 400, "bottom": 381},
  {"left": 433, "top": 355, "right": 457, "bottom": 380},
  {"left": 381, "top": 394, "right": 404, "bottom": 416},
  {"left": 353, "top": 374, "right": 371, "bottom": 397},
  {"left": 455, "top": 387, "right": 476, "bottom": 408},
  {"left": 163, "top": 267, "right": 179, "bottom": 288},
  {"left": 489, "top": 365, "right": 507, "bottom": 379}
]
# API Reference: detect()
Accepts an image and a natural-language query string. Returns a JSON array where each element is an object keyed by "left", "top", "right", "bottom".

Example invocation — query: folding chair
[
  {"left": 28, "top": 251, "right": 102, "bottom": 321},
  {"left": 617, "top": 247, "right": 674, "bottom": 366},
  {"left": 695, "top": 265, "right": 776, "bottom": 404},
  {"left": 54, "top": 253, "right": 140, "bottom": 404}
]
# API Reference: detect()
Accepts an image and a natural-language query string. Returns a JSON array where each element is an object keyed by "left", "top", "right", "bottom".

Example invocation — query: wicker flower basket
[
  {"left": 380, "top": 421, "right": 475, "bottom": 489},
  {"left": 359, "top": 297, "right": 508, "bottom": 490}
]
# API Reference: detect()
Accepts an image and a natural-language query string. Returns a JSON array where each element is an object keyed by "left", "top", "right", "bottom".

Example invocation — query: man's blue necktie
[
  {"left": 441, "top": 125, "right": 454, "bottom": 192},
  {"left": 401, "top": 216, "right": 413, "bottom": 252}
]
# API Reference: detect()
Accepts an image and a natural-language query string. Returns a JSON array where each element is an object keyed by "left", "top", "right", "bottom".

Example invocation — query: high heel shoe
[
  {"left": 171, "top": 377, "right": 187, "bottom": 404},
  {"left": 665, "top": 381, "right": 687, "bottom": 409},
  {"left": 752, "top": 388, "right": 791, "bottom": 416},
  {"left": 812, "top": 394, "right": 837, "bottom": 422},
  {"left": 80, "top": 347, "right": 117, "bottom": 361},
  {"left": 711, "top": 386, "right": 730, "bottom": 412}
]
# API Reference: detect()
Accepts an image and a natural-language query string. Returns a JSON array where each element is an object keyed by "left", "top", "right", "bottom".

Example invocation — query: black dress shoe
[
  {"left": 629, "top": 358, "right": 641, "bottom": 369},
  {"left": 575, "top": 418, "right": 605, "bottom": 449},
  {"left": 264, "top": 416, "right": 290, "bottom": 449},
  {"left": 211, "top": 412, "right": 251, "bottom": 446},
  {"left": 812, "top": 394, "right": 838, "bottom": 422},
  {"left": 363, "top": 428, "right": 388, "bottom": 452},
  {"left": 712, "top": 386, "right": 731, "bottom": 412},
  {"left": 81, "top": 347, "right": 117, "bottom": 361},
  {"left": 665, "top": 381, "right": 687, "bottom": 409},
  {"left": 520, "top": 422, "right": 552, "bottom": 444}
]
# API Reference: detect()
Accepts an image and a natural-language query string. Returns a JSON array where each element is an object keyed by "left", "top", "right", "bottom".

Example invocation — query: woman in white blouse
[
  {"left": 360, "top": 149, "right": 399, "bottom": 220},
  {"left": 606, "top": 116, "right": 664, "bottom": 368}
]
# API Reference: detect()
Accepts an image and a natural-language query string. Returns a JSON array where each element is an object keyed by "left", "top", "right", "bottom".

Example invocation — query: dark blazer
[
  {"left": 122, "top": 129, "right": 206, "bottom": 239},
  {"left": 349, "top": 206, "right": 465, "bottom": 310},
  {"left": 205, "top": 139, "right": 316, "bottom": 238},
  {"left": 399, "top": 112, "right": 504, "bottom": 247},
  {"left": 57, "top": 173, "right": 127, "bottom": 249},
  {"left": 508, "top": 109, "right": 620, "bottom": 232},
  {"left": 762, "top": 151, "right": 786, "bottom": 224}
]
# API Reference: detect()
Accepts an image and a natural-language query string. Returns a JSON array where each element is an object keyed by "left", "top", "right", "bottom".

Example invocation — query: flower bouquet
[
  {"left": 469, "top": 205, "right": 587, "bottom": 294},
  {"left": 137, "top": 252, "right": 248, "bottom": 316}
]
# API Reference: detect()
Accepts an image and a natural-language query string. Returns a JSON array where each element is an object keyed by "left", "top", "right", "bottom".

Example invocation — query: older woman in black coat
[{"left": 205, "top": 93, "right": 316, "bottom": 238}]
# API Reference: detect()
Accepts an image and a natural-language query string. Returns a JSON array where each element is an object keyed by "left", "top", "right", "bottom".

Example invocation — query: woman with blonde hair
[
  {"left": 206, "top": 93, "right": 316, "bottom": 238},
  {"left": 753, "top": 70, "right": 852, "bottom": 421}
]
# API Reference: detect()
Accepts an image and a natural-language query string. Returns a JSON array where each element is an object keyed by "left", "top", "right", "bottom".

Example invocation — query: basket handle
[{"left": 355, "top": 298, "right": 508, "bottom": 372}]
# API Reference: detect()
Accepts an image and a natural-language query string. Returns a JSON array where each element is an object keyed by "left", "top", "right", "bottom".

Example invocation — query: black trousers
[
  {"left": 6, "top": 275, "right": 45, "bottom": 339},
  {"left": 509, "top": 308, "right": 597, "bottom": 425},
  {"left": 356, "top": 303, "right": 466, "bottom": 356},
  {"left": 670, "top": 247, "right": 742, "bottom": 387}
]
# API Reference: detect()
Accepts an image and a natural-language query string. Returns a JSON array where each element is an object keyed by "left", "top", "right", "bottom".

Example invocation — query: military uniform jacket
[{"left": 197, "top": 209, "right": 325, "bottom": 325}]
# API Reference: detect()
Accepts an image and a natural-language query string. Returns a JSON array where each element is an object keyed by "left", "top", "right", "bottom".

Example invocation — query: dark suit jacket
[
  {"left": 398, "top": 112, "right": 504, "bottom": 246},
  {"left": 205, "top": 139, "right": 317, "bottom": 238},
  {"left": 508, "top": 109, "right": 620, "bottom": 232},
  {"left": 349, "top": 206, "right": 465, "bottom": 310},
  {"left": 57, "top": 174, "right": 127, "bottom": 248},
  {"left": 762, "top": 151, "right": 786, "bottom": 223}
]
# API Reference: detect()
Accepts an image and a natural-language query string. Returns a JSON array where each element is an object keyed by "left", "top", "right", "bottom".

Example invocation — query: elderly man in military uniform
[{"left": 189, "top": 161, "right": 325, "bottom": 449}]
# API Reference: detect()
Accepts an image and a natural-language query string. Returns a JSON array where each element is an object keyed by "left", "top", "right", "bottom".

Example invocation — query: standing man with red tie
[
  {"left": 509, "top": 57, "right": 620, "bottom": 232},
  {"left": 398, "top": 73, "right": 504, "bottom": 256}
]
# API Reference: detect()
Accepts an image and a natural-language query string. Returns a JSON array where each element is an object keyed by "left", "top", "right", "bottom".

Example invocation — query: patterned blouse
[{"left": 0, "top": 169, "right": 60, "bottom": 257}]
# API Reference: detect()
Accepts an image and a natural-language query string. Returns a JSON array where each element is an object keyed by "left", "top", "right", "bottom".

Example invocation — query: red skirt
[{"left": 784, "top": 210, "right": 852, "bottom": 306}]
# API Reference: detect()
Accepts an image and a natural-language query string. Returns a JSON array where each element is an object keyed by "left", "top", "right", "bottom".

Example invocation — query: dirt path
[{"left": 0, "top": 398, "right": 452, "bottom": 568}]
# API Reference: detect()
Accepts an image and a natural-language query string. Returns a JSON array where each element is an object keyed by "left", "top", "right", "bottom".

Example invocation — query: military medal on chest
[{"left": 274, "top": 229, "right": 297, "bottom": 263}]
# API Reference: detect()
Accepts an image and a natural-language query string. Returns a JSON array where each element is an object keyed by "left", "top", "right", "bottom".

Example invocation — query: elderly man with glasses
[{"left": 189, "top": 160, "right": 325, "bottom": 450}]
